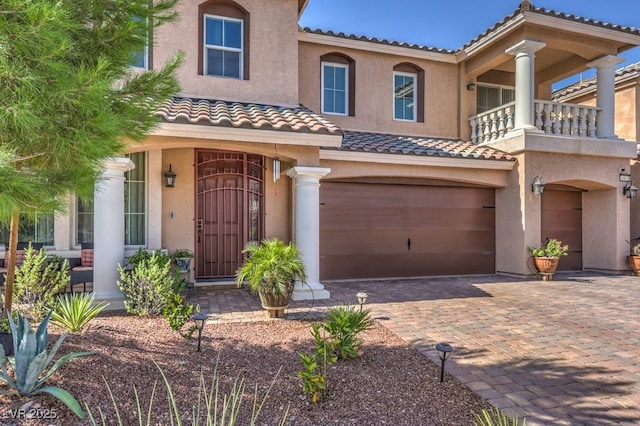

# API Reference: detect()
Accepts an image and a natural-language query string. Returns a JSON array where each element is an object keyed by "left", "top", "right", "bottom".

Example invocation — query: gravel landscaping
[{"left": 0, "top": 312, "right": 493, "bottom": 425}]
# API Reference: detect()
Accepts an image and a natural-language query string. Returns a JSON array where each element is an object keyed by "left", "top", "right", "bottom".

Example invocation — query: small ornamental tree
[{"left": 0, "top": 0, "right": 183, "bottom": 314}]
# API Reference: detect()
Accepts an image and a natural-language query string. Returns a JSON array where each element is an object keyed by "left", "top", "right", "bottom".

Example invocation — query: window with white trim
[
  {"left": 321, "top": 62, "right": 348, "bottom": 115},
  {"left": 131, "top": 16, "right": 149, "bottom": 69},
  {"left": 0, "top": 213, "right": 54, "bottom": 247},
  {"left": 477, "top": 84, "right": 515, "bottom": 114},
  {"left": 204, "top": 15, "right": 243, "bottom": 79},
  {"left": 393, "top": 71, "right": 417, "bottom": 121},
  {"left": 76, "top": 198, "right": 94, "bottom": 245}
]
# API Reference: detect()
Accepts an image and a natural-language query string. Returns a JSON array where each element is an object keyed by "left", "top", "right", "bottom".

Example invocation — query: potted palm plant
[
  {"left": 235, "top": 238, "right": 307, "bottom": 318},
  {"left": 528, "top": 238, "right": 569, "bottom": 279}
]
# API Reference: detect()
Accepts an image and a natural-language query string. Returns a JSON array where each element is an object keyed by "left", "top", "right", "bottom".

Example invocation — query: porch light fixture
[
  {"left": 356, "top": 291, "right": 368, "bottom": 312},
  {"left": 623, "top": 181, "right": 638, "bottom": 199},
  {"left": 164, "top": 164, "right": 177, "bottom": 188},
  {"left": 531, "top": 175, "right": 545, "bottom": 195},
  {"left": 273, "top": 158, "right": 281, "bottom": 183},
  {"left": 435, "top": 342, "right": 453, "bottom": 383},
  {"left": 466, "top": 80, "right": 476, "bottom": 91},
  {"left": 192, "top": 313, "right": 207, "bottom": 352}
]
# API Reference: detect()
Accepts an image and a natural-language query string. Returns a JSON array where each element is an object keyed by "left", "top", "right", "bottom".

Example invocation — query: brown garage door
[
  {"left": 541, "top": 189, "right": 582, "bottom": 271},
  {"left": 320, "top": 182, "right": 495, "bottom": 280}
]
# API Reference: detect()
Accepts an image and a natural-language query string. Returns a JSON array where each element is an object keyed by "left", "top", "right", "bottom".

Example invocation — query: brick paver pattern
[{"left": 187, "top": 272, "right": 640, "bottom": 425}]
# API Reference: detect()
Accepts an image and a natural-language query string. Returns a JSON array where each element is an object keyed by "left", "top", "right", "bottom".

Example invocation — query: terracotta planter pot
[
  {"left": 533, "top": 256, "right": 559, "bottom": 274},
  {"left": 258, "top": 287, "right": 293, "bottom": 319},
  {"left": 627, "top": 255, "right": 640, "bottom": 275}
]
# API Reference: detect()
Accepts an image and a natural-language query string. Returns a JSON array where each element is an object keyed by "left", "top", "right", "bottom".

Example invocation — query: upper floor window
[
  {"left": 393, "top": 63, "right": 424, "bottom": 122},
  {"left": 477, "top": 84, "right": 515, "bottom": 114},
  {"left": 204, "top": 15, "right": 243, "bottom": 78},
  {"left": 322, "top": 62, "right": 348, "bottom": 115},
  {"left": 131, "top": 16, "right": 150, "bottom": 70},
  {"left": 394, "top": 72, "right": 417, "bottom": 122}
]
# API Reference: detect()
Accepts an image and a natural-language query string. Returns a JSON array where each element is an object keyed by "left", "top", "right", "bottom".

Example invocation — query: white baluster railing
[{"left": 469, "top": 100, "right": 601, "bottom": 144}]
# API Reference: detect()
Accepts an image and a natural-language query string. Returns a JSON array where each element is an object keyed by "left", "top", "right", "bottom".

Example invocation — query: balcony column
[
  {"left": 506, "top": 40, "right": 546, "bottom": 130},
  {"left": 588, "top": 55, "right": 625, "bottom": 139},
  {"left": 93, "top": 157, "right": 134, "bottom": 310},
  {"left": 286, "top": 166, "right": 331, "bottom": 301}
]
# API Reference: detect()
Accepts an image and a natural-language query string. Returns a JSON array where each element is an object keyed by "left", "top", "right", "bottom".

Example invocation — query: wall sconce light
[
  {"left": 466, "top": 80, "right": 476, "bottom": 91},
  {"left": 531, "top": 175, "right": 545, "bottom": 195},
  {"left": 192, "top": 313, "right": 207, "bottom": 352},
  {"left": 356, "top": 291, "right": 368, "bottom": 312},
  {"left": 623, "top": 181, "right": 638, "bottom": 199},
  {"left": 435, "top": 342, "right": 453, "bottom": 382},
  {"left": 273, "top": 158, "right": 281, "bottom": 183},
  {"left": 164, "top": 164, "right": 176, "bottom": 188}
]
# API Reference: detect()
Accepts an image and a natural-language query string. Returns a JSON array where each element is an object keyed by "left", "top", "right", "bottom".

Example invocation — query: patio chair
[
  {"left": 0, "top": 242, "right": 43, "bottom": 285},
  {"left": 69, "top": 243, "right": 93, "bottom": 292}
]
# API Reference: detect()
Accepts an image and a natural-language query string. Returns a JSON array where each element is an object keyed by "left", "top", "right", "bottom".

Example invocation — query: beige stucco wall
[
  {"left": 154, "top": 0, "right": 300, "bottom": 106},
  {"left": 298, "top": 42, "right": 459, "bottom": 138},
  {"left": 494, "top": 132, "right": 632, "bottom": 275}
]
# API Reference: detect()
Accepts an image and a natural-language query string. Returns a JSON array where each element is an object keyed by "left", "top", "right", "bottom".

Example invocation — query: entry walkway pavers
[{"left": 186, "top": 272, "right": 640, "bottom": 425}]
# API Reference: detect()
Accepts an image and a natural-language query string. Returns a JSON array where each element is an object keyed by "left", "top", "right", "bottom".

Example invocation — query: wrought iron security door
[{"left": 195, "top": 151, "right": 264, "bottom": 279}]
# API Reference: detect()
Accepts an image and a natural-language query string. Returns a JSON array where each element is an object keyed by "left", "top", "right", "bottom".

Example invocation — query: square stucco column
[
  {"left": 286, "top": 166, "right": 331, "bottom": 300},
  {"left": 93, "top": 157, "right": 134, "bottom": 310}
]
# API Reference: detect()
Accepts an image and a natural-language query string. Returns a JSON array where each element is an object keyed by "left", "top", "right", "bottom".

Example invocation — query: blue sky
[{"left": 300, "top": 0, "right": 640, "bottom": 83}]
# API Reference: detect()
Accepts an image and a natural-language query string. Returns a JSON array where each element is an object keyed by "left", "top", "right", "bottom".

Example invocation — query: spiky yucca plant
[
  {"left": 235, "top": 238, "right": 307, "bottom": 297},
  {"left": 0, "top": 312, "right": 93, "bottom": 418},
  {"left": 475, "top": 407, "right": 526, "bottom": 425},
  {"left": 51, "top": 293, "right": 109, "bottom": 333}
]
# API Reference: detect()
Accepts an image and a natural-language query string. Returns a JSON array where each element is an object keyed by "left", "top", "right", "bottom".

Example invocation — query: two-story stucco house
[{"left": 5, "top": 0, "right": 640, "bottom": 308}]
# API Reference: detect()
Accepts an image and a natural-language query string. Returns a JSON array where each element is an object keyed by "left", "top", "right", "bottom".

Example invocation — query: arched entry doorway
[{"left": 195, "top": 150, "right": 264, "bottom": 280}]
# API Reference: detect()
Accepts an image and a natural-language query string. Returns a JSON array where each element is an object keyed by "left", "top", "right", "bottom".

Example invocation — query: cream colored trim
[
  {"left": 153, "top": 122, "right": 343, "bottom": 147},
  {"left": 524, "top": 13, "right": 640, "bottom": 45},
  {"left": 459, "top": 15, "right": 525, "bottom": 59},
  {"left": 319, "top": 150, "right": 515, "bottom": 170},
  {"left": 298, "top": 32, "right": 456, "bottom": 63}
]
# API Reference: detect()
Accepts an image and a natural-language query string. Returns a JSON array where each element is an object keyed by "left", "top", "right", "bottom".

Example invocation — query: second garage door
[{"left": 320, "top": 181, "right": 496, "bottom": 280}]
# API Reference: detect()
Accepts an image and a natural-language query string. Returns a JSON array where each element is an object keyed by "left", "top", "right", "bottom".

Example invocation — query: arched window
[
  {"left": 393, "top": 62, "right": 424, "bottom": 122},
  {"left": 199, "top": 0, "right": 250, "bottom": 79},
  {"left": 320, "top": 52, "right": 355, "bottom": 116}
]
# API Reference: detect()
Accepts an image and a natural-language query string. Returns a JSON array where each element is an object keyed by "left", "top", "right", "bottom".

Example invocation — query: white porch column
[
  {"left": 93, "top": 157, "right": 134, "bottom": 309},
  {"left": 286, "top": 166, "right": 331, "bottom": 301},
  {"left": 588, "top": 55, "right": 625, "bottom": 139},
  {"left": 506, "top": 40, "right": 546, "bottom": 130}
]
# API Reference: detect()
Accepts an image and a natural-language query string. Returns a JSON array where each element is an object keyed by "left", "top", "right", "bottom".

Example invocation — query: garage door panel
[{"left": 320, "top": 182, "right": 496, "bottom": 279}]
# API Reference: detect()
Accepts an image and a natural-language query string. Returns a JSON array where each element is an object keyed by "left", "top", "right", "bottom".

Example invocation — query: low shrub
[
  {"left": 13, "top": 246, "right": 70, "bottom": 321},
  {"left": 475, "top": 407, "right": 527, "bottom": 425},
  {"left": 323, "top": 305, "right": 374, "bottom": 360}
]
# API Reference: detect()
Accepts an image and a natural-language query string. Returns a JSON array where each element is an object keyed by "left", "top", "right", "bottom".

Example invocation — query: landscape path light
[
  {"left": 192, "top": 313, "right": 207, "bottom": 352},
  {"left": 435, "top": 342, "right": 453, "bottom": 383},
  {"left": 356, "top": 291, "right": 368, "bottom": 312}
]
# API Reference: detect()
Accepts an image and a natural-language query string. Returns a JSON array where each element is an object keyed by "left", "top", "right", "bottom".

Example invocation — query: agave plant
[
  {"left": 0, "top": 311, "right": 94, "bottom": 418},
  {"left": 51, "top": 292, "right": 109, "bottom": 333},
  {"left": 475, "top": 407, "right": 526, "bottom": 425}
]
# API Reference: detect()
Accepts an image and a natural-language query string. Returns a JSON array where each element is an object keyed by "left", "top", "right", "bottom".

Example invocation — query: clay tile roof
[
  {"left": 330, "top": 131, "right": 514, "bottom": 161},
  {"left": 301, "top": 27, "right": 455, "bottom": 54},
  {"left": 553, "top": 62, "right": 640, "bottom": 99},
  {"left": 156, "top": 97, "right": 343, "bottom": 136},
  {"left": 463, "top": 4, "right": 640, "bottom": 51}
]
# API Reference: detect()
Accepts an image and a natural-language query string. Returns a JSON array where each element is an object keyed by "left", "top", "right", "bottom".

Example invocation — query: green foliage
[
  {"left": 528, "top": 239, "right": 569, "bottom": 258},
  {"left": 173, "top": 249, "right": 194, "bottom": 259},
  {"left": 235, "top": 238, "right": 307, "bottom": 297},
  {"left": 117, "top": 251, "right": 179, "bottom": 317},
  {"left": 475, "top": 407, "right": 527, "bottom": 426},
  {"left": 162, "top": 293, "right": 196, "bottom": 338},
  {"left": 626, "top": 240, "right": 640, "bottom": 256},
  {"left": 297, "top": 323, "right": 338, "bottom": 403},
  {"left": 0, "top": 312, "right": 93, "bottom": 419},
  {"left": 86, "top": 358, "right": 288, "bottom": 426},
  {"left": 51, "top": 293, "right": 108, "bottom": 333},
  {"left": 13, "top": 246, "right": 70, "bottom": 322},
  {"left": 323, "top": 305, "right": 374, "bottom": 360}
]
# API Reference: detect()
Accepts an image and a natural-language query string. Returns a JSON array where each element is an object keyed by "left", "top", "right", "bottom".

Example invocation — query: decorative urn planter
[
  {"left": 173, "top": 249, "right": 194, "bottom": 274},
  {"left": 627, "top": 255, "right": 640, "bottom": 275},
  {"left": 533, "top": 256, "right": 559, "bottom": 275},
  {"left": 258, "top": 288, "right": 294, "bottom": 319}
]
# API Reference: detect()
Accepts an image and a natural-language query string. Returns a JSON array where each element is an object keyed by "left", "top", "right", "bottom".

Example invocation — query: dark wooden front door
[
  {"left": 541, "top": 189, "right": 582, "bottom": 270},
  {"left": 320, "top": 181, "right": 496, "bottom": 280},
  {"left": 195, "top": 151, "right": 264, "bottom": 279}
]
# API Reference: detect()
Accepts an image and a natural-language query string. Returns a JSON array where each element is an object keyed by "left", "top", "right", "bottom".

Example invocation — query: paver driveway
[{"left": 190, "top": 272, "right": 640, "bottom": 425}]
